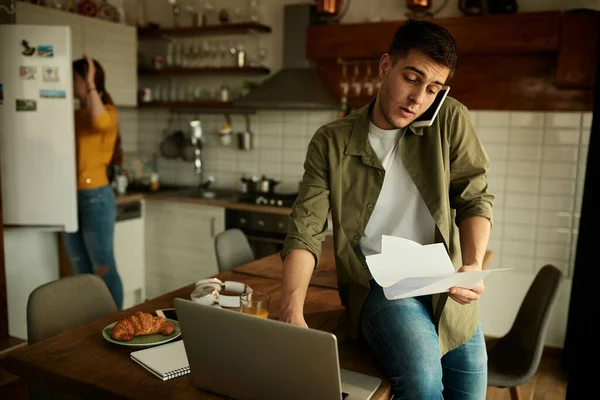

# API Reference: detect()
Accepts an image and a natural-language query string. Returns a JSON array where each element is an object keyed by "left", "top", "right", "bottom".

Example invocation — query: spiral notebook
[{"left": 130, "top": 340, "right": 190, "bottom": 381}]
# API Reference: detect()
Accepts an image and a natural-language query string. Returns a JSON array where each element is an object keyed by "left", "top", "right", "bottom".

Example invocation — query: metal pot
[
  {"left": 240, "top": 176, "right": 259, "bottom": 193},
  {"left": 258, "top": 175, "right": 280, "bottom": 194}
]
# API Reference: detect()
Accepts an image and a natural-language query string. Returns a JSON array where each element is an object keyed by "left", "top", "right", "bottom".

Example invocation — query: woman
[{"left": 63, "top": 55, "right": 124, "bottom": 309}]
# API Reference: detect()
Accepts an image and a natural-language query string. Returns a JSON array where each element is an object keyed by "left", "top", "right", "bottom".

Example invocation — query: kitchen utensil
[
  {"left": 237, "top": 114, "right": 253, "bottom": 151},
  {"left": 258, "top": 175, "right": 280, "bottom": 194},
  {"left": 237, "top": 131, "right": 252, "bottom": 151},
  {"left": 180, "top": 137, "right": 198, "bottom": 162},
  {"left": 160, "top": 130, "right": 185, "bottom": 159},
  {"left": 240, "top": 175, "right": 259, "bottom": 193}
]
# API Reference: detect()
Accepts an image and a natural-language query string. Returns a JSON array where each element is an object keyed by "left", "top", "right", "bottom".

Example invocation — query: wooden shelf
[
  {"left": 138, "top": 66, "right": 270, "bottom": 76},
  {"left": 137, "top": 101, "right": 255, "bottom": 113},
  {"left": 307, "top": 10, "right": 599, "bottom": 111},
  {"left": 138, "top": 22, "right": 272, "bottom": 38},
  {"left": 307, "top": 11, "right": 562, "bottom": 60}
]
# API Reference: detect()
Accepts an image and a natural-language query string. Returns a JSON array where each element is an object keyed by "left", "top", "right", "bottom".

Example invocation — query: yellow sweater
[{"left": 74, "top": 105, "right": 118, "bottom": 190}]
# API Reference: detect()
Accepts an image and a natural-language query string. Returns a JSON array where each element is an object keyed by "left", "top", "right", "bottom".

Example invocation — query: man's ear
[{"left": 379, "top": 53, "right": 392, "bottom": 81}]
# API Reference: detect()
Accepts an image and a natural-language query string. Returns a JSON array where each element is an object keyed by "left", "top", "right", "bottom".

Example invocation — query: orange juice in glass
[{"left": 240, "top": 292, "right": 270, "bottom": 319}]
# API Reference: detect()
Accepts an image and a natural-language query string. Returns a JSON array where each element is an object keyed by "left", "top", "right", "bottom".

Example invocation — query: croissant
[{"left": 110, "top": 311, "right": 175, "bottom": 341}]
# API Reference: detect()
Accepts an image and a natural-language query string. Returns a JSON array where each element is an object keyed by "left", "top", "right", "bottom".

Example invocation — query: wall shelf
[
  {"left": 307, "top": 10, "right": 599, "bottom": 111},
  {"left": 138, "top": 22, "right": 272, "bottom": 39},
  {"left": 137, "top": 101, "right": 255, "bottom": 114},
  {"left": 138, "top": 66, "right": 270, "bottom": 76}
]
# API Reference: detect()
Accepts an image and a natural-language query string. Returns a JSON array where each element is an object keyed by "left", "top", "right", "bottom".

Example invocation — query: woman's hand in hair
[
  {"left": 82, "top": 54, "right": 107, "bottom": 120},
  {"left": 84, "top": 54, "right": 96, "bottom": 88}
]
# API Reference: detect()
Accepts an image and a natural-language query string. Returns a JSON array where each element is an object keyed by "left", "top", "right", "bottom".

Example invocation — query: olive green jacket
[{"left": 282, "top": 97, "right": 494, "bottom": 356}]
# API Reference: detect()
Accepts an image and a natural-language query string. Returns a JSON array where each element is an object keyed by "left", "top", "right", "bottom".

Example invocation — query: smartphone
[
  {"left": 411, "top": 86, "right": 450, "bottom": 128},
  {"left": 155, "top": 308, "right": 178, "bottom": 321}
]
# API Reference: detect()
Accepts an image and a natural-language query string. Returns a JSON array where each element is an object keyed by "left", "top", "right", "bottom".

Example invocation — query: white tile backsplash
[
  {"left": 545, "top": 112, "right": 582, "bottom": 128},
  {"left": 478, "top": 128, "right": 509, "bottom": 143},
  {"left": 509, "top": 129, "right": 543, "bottom": 144},
  {"left": 128, "top": 108, "right": 589, "bottom": 278},
  {"left": 508, "top": 145, "right": 543, "bottom": 161},
  {"left": 582, "top": 112, "right": 593, "bottom": 129},
  {"left": 478, "top": 111, "right": 510, "bottom": 127},
  {"left": 510, "top": 111, "right": 545, "bottom": 128},
  {"left": 506, "top": 161, "right": 542, "bottom": 177}
]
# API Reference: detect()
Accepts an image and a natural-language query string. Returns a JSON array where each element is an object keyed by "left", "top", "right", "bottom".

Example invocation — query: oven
[{"left": 225, "top": 193, "right": 297, "bottom": 259}]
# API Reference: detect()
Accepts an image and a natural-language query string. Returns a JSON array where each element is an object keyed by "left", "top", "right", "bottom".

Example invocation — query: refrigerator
[
  {"left": 0, "top": 25, "right": 78, "bottom": 339},
  {"left": 0, "top": 24, "right": 77, "bottom": 231}
]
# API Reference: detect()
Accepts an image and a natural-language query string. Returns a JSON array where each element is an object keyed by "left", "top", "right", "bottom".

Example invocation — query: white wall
[{"left": 116, "top": 0, "right": 596, "bottom": 349}]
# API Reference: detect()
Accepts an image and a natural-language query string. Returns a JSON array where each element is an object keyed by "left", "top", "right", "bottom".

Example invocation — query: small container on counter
[{"left": 150, "top": 172, "right": 160, "bottom": 192}]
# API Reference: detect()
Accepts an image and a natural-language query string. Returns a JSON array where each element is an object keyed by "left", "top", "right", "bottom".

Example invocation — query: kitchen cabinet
[
  {"left": 144, "top": 200, "right": 224, "bottom": 300},
  {"left": 114, "top": 200, "right": 145, "bottom": 310},
  {"left": 15, "top": 2, "right": 137, "bottom": 106}
]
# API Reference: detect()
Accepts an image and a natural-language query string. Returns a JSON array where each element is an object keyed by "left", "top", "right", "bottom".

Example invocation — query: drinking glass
[{"left": 239, "top": 292, "right": 270, "bottom": 318}]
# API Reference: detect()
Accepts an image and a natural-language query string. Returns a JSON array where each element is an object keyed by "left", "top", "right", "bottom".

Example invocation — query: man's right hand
[{"left": 280, "top": 310, "right": 309, "bottom": 329}]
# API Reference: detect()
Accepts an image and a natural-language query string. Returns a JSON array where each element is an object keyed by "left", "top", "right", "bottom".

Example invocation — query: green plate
[{"left": 101, "top": 318, "right": 181, "bottom": 347}]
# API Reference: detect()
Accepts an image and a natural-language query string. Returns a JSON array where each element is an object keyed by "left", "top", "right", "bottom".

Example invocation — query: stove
[
  {"left": 228, "top": 192, "right": 298, "bottom": 259},
  {"left": 237, "top": 192, "right": 298, "bottom": 208}
]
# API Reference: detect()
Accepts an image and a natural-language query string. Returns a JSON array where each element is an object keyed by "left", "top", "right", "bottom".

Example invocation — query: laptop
[{"left": 174, "top": 298, "right": 382, "bottom": 400}]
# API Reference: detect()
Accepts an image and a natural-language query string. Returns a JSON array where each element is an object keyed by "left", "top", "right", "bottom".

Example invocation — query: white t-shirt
[{"left": 359, "top": 121, "right": 436, "bottom": 257}]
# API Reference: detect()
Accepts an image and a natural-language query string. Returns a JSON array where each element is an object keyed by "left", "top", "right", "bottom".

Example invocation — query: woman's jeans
[
  {"left": 63, "top": 185, "right": 123, "bottom": 310},
  {"left": 360, "top": 280, "right": 487, "bottom": 400}
]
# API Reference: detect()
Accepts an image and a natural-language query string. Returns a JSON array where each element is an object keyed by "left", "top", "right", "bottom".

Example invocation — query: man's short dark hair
[{"left": 388, "top": 19, "right": 458, "bottom": 79}]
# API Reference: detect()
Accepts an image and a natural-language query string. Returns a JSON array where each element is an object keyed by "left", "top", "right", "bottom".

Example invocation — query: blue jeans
[
  {"left": 63, "top": 185, "right": 123, "bottom": 310},
  {"left": 360, "top": 280, "right": 487, "bottom": 399}
]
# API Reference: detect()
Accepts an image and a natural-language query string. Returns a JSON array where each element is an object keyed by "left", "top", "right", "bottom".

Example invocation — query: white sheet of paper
[{"left": 365, "top": 235, "right": 510, "bottom": 300}]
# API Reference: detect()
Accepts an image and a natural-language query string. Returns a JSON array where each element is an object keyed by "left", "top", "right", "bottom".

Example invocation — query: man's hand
[
  {"left": 448, "top": 264, "right": 484, "bottom": 305},
  {"left": 280, "top": 311, "right": 308, "bottom": 329}
]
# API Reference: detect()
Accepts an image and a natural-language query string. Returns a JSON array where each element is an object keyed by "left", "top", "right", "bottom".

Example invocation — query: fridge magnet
[
  {"left": 21, "top": 40, "right": 35, "bottom": 56},
  {"left": 37, "top": 45, "right": 54, "bottom": 58},
  {"left": 0, "top": 83, "right": 4, "bottom": 105},
  {"left": 19, "top": 66, "right": 37, "bottom": 80},
  {"left": 40, "top": 89, "right": 66, "bottom": 99},
  {"left": 42, "top": 66, "right": 59, "bottom": 82},
  {"left": 16, "top": 99, "right": 37, "bottom": 112}
]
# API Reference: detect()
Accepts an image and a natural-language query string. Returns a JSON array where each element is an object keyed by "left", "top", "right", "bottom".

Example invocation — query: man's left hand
[{"left": 448, "top": 264, "right": 484, "bottom": 305}]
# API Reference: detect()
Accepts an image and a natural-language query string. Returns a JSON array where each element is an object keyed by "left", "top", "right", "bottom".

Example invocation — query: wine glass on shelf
[
  {"left": 363, "top": 62, "right": 375, "bottom": 98},
  {"left": 350, "top": 63, "right": 362, "bottom": 98},
  {"left": 256, "top": 47, "right": 267, "bottom": 67},
  {"left": 247, "top": 0, "right": 260, "bottom": 23}
]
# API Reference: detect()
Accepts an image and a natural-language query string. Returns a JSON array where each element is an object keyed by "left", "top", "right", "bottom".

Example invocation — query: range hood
[{"left": 233, "top": 4, "right": 339, "bottom": 110}]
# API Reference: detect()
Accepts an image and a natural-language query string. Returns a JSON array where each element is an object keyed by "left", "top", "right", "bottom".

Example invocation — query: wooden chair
[
  {"left": 214, "top": 228, "right": 255, "bottom": 272},
  {"left": 486, "top": 264, "right": 563, "bottom": 400}
]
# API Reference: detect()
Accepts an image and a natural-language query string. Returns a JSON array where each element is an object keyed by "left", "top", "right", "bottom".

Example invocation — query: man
[{"left": 279, "top": 19, "right": 494, "bottom": 399}]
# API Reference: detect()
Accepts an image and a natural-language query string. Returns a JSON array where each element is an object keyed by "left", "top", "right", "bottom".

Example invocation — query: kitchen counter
[
  {"left": 119, "top": 187, "right": 294, "bottom": 216},
  {"left": 115, "top": 193, "right": 144, "bottom": 206},
  {"left": 146, "top": 192, "right": 293, "bottom": 215}
]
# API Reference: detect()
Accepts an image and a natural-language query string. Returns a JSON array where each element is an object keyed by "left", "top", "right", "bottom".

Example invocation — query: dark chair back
[{"left": 488, "top": 264, "right": 563, "bottom": 389}]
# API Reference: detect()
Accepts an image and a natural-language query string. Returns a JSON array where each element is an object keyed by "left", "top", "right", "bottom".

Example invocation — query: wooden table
[{"left": 4, "top": 251, "right": 391, "bottom": 399}]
